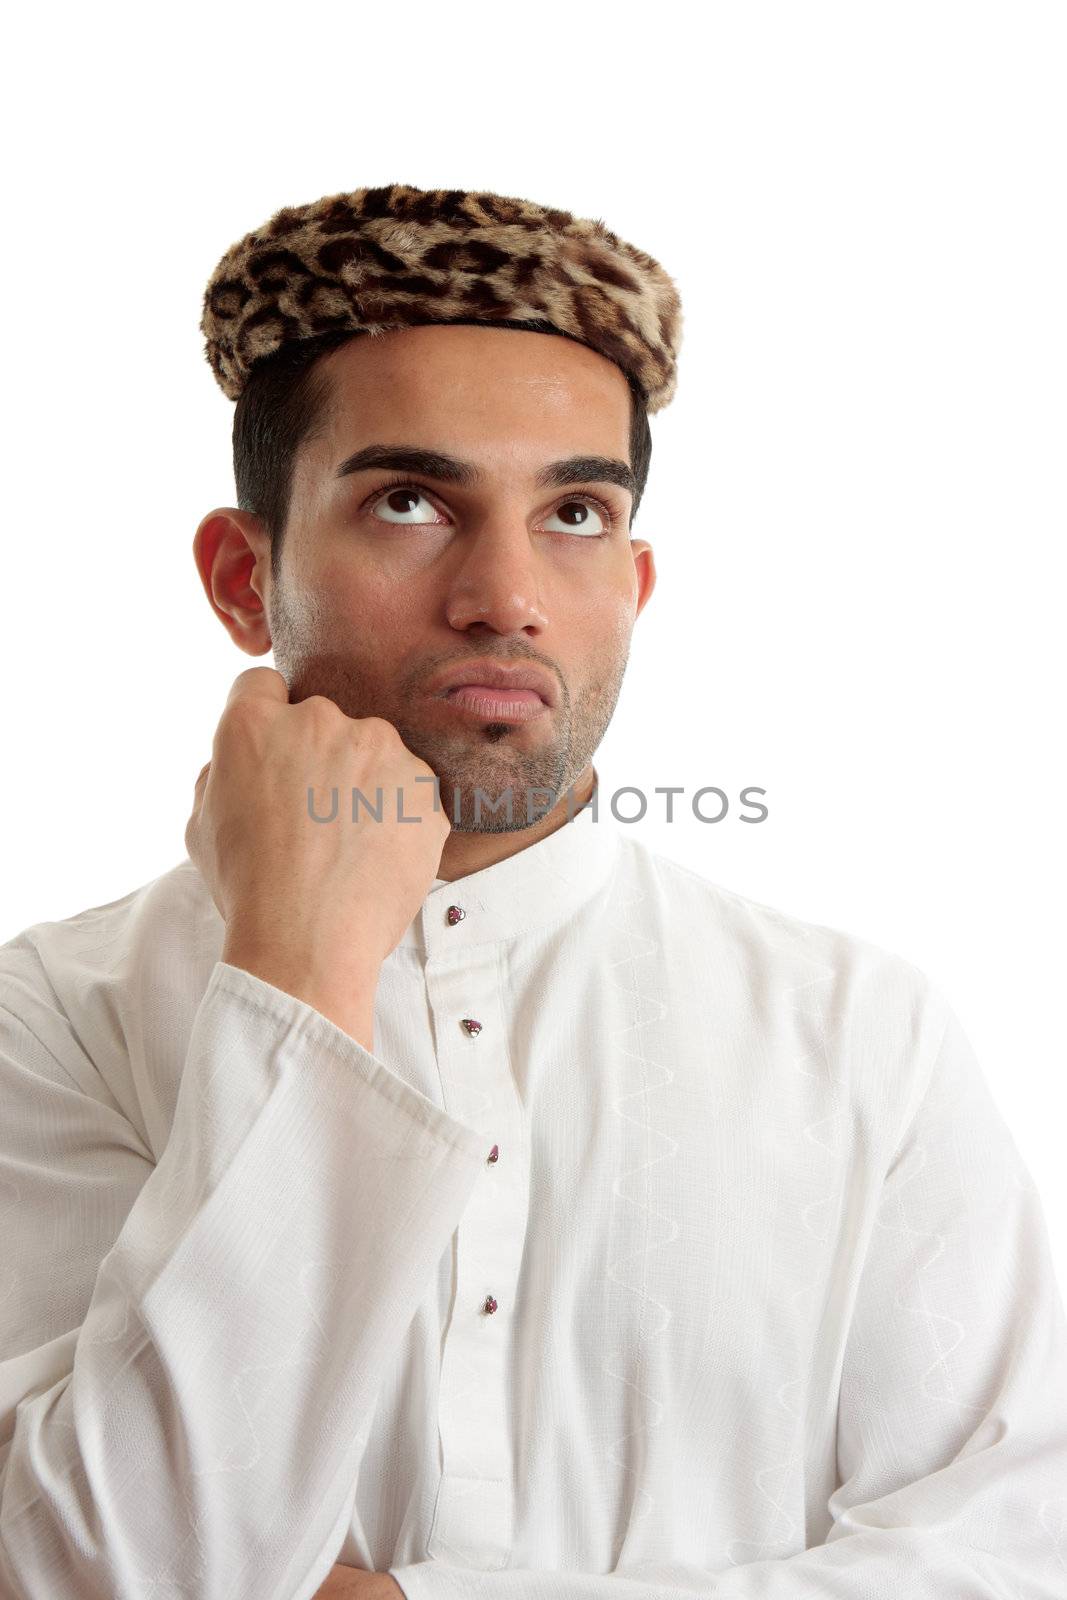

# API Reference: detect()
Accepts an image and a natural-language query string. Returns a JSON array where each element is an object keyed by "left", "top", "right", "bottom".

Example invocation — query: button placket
[{"left": 425, "top": 907, "right": 527, "bottom": 1565}]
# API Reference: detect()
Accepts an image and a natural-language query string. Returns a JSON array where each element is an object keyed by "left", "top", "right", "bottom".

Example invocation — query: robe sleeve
[
  {"left": 388, "top": 995, "right": 1067, "bottom": 1600},
  {"left": 0, "top": 957, "right": 488, "bottom": 1600}
]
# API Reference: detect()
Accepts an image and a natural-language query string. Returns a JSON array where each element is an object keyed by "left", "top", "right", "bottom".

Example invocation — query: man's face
[{"left": 257, "top": 323, "right": 655, "bottom": 832}]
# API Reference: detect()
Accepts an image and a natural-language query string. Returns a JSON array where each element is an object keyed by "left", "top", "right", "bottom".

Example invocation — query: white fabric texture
[{"left": 1, "top": 778, "right": 1065, "bottom": 1600}]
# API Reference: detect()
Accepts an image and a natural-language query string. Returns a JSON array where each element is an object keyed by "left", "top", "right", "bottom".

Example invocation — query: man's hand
[
  {"left": 185, "top": 667, "right": 451, "bottom": 1038},
  {"left": 312, "top": 1564, "right": 405, "bottom": 1598}
]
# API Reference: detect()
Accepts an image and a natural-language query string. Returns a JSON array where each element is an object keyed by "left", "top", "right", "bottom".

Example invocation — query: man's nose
[{"left": 444, "top": 522, "right": 550, "bottom": 633}]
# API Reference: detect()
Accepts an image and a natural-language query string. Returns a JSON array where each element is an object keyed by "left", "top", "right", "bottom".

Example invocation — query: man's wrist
[{"left": 219, "top": 936, "right": 383, "bottom": 1049}]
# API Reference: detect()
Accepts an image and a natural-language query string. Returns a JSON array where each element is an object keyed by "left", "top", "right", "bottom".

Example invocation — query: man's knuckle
[
  {"left": 300, "top": 694, "right": 345, "bottom": 727},
  {"left": 361, "top": 715, "right": 400, "bottom": 745}
]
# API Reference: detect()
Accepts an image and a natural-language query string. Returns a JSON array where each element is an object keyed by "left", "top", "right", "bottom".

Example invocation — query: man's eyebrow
[{"left": 333, "top": 444, "right": 636, "bottom": 500}]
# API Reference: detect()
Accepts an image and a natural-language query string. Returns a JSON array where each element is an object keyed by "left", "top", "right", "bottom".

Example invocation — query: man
[{"left": 1, "top": 184, "right": 1064, "bottom": 1600}]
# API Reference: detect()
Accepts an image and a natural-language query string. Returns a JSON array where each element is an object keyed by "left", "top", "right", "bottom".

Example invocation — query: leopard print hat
[{"left": 200, "top": 183, "right": 683, "bottom": 413}]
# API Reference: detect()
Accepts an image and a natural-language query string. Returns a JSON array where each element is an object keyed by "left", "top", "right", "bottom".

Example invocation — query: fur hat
[{"left": 200, "top": 183, "right": 683, "bottom": 413}]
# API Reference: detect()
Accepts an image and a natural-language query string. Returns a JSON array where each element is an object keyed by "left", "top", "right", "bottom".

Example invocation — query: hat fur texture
[{"left": 201, "top": 183, "right": 682, "bottom": 412}]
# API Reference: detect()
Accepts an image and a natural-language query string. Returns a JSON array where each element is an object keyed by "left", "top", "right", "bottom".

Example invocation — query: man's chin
[{"left": 436, "top": 776, "right": 564, "bottom": 834}]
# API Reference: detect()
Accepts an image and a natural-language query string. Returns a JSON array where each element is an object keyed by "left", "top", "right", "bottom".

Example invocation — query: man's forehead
[
  {"left": 309, "top": 333, "right": 628, "bottom": 472},
  {"left": 323, "top": 322, "right": 630, "bottom": 404}
]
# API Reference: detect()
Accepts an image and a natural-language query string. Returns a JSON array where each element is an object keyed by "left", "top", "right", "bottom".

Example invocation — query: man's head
[{"left": 193, "top": 320, "right": 656, "bottom": 833}]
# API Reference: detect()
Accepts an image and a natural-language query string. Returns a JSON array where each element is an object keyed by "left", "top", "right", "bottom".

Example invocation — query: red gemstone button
[
  {"left": 487, "top": 1144, "right": 499, "bottom": 1163},
  {"left": 446, "top": 905, "right": 466, "bottom": 926},
  {"left": 483, "top": 1295, "right": 498, "bottom": 1314}
]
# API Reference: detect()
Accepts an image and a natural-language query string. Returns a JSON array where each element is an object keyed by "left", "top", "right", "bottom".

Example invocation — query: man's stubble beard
[{"left": 267, "top": 579, "right": 628, "bottom": 834}]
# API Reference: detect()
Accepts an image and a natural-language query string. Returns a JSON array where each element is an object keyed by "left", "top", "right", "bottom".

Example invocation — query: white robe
[{"left": 1, "top": 779, "right": 1065, "bottom": 1599}]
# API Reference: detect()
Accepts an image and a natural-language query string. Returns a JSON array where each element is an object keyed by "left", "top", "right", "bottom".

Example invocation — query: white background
[{"left": 2, "top": 3, "right": 1064, "bottom": 1285}]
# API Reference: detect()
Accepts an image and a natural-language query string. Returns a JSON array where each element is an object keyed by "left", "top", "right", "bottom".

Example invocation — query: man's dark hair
[{"left": 232, "top": 319, "right": 653, "bottom": 581}]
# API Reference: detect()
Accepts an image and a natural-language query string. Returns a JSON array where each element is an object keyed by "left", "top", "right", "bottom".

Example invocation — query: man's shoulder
[
  {"left": 0, "top": 859, "right": 218, "bottom": 1068},
  {"left": 1, "top": 857, "right": 208, "bottom": 967},
  {"left": 616, "top": 832, "right": 946, "bottom": 1023}
]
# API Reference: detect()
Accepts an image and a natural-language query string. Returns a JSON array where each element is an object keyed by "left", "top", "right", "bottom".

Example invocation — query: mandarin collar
[{"left": 398, "top": 771, "right": 619, "bottom": 957}]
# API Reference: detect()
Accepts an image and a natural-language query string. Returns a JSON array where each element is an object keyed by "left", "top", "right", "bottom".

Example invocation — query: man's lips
[
  {"left": 429, "top": 660, "right": 558, "bottom": 706},
  {"left": 442, "top": 684, "right": 550, "bottom": 722}
]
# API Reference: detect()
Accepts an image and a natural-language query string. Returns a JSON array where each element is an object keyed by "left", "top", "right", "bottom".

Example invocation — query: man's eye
[
  {"left": 368, "top": 486, "right": 442, "bottom": 525},
  {"left": 366, "top": 481, "right": 613, "bottom": 537},
  {"left": 543, "top": 499, "right": 613, "bottom": 536}
]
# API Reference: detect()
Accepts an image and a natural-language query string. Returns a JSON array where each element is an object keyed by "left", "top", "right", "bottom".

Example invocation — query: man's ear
[
  {"left": 629, "top": 539, "right": 657, "bottom": 621},
  {"left": 192, "top": 507, "right": 273, "bottom": 655}
]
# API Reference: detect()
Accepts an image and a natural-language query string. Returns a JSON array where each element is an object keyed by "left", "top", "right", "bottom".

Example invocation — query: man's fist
[{"left": 185, "top": 666, "right": 450, "bottom": 977}]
